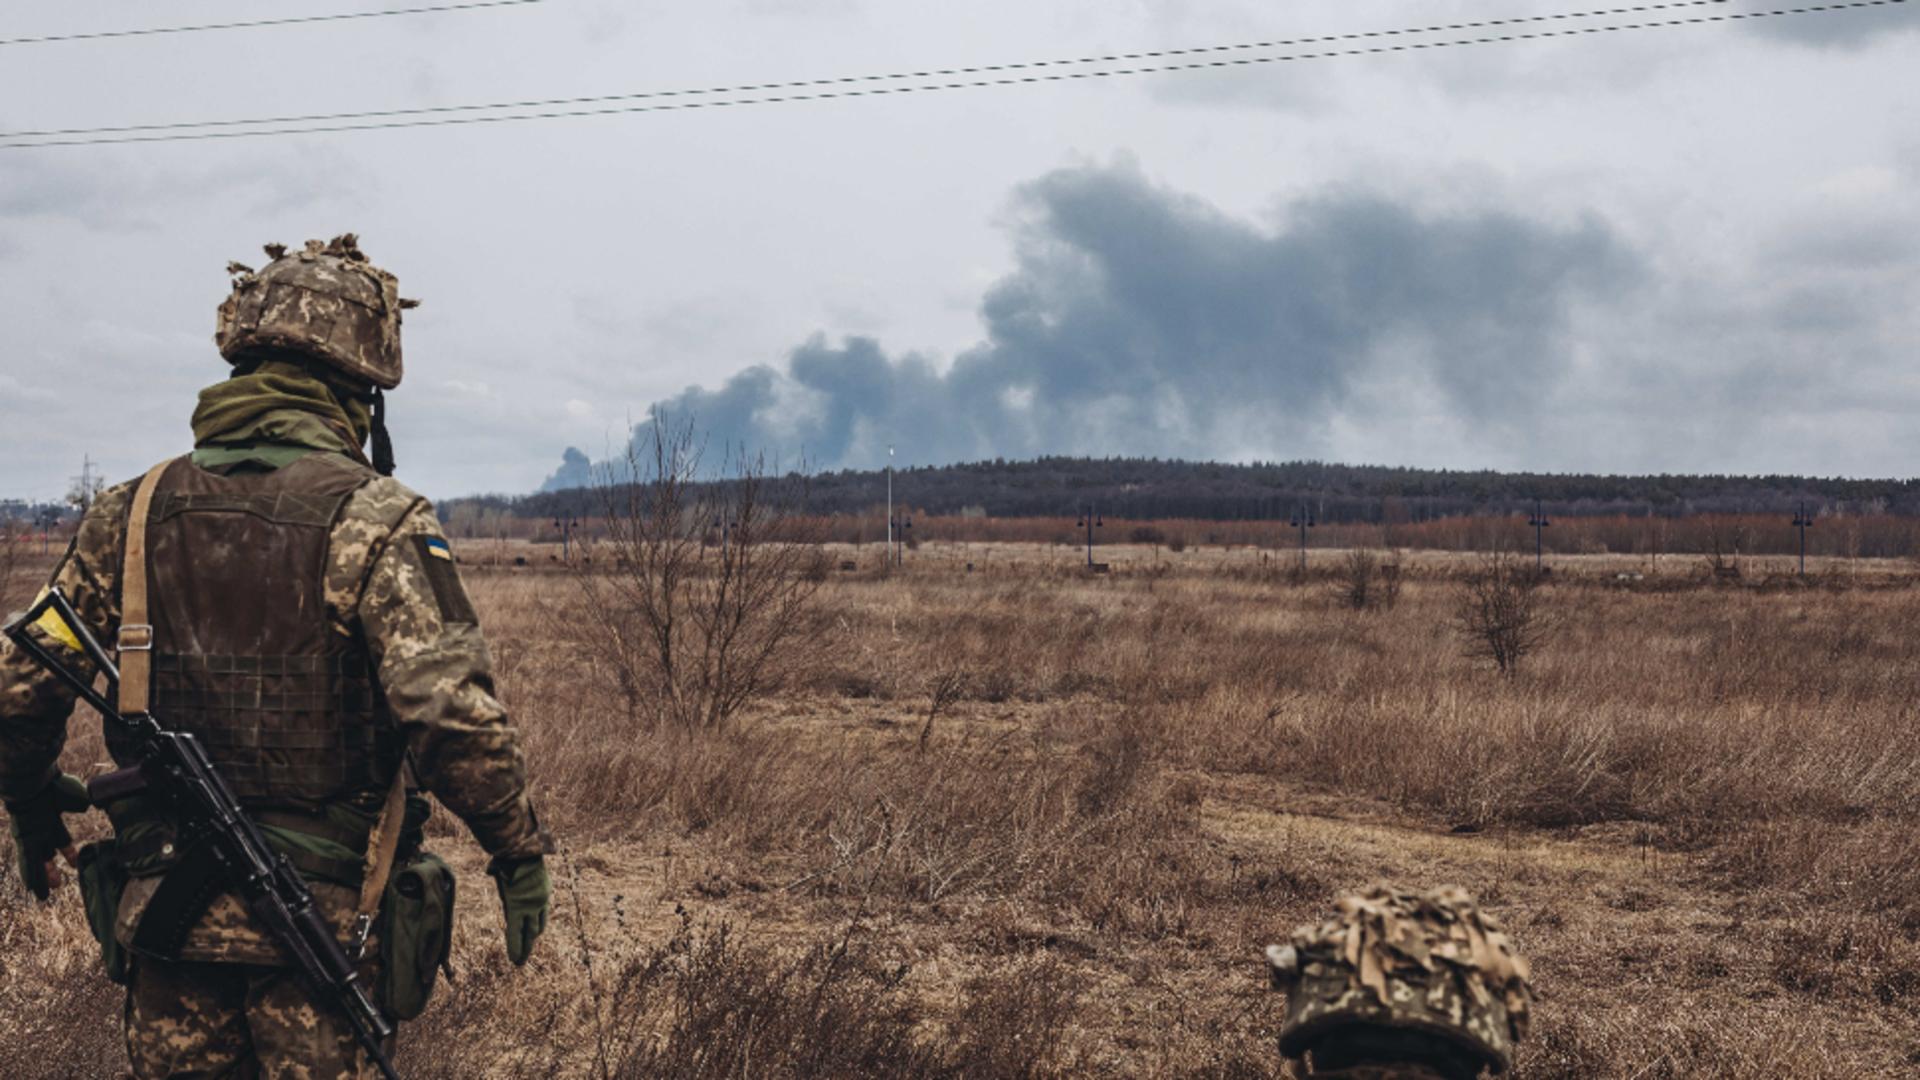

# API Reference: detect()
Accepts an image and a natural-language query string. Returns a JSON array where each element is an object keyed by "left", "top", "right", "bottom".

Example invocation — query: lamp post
[
  {"left": 1076, "top": 505, "right": 1103, "bottom": 568},
  {"left": 1528, "top": 499, "right": 1551, "bottom": 573},
  {"left": 1792, "top": 503, "right": 1815, "bottom": 576},
  {"left": 1288, "top": 505, "right": 1315, "bottom": 574},
  {"left": 36, "top": 508, "right": 60, "bottom": 557},
  {"left": 889, "top": 515, "right": 912, "bottom": 565},
  {"left": 552, "top": 516, "right": 580, "bottom": 561}
]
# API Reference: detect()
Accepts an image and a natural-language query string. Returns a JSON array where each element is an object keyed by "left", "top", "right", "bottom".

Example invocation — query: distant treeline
[{"left": 451, "top": 456, "right": 1920, "bottom": 524}]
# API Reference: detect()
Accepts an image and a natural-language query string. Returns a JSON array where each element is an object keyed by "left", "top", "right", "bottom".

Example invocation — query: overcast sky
[{"left": 1, "top": 0, "right": 1915, "bottom": 500}]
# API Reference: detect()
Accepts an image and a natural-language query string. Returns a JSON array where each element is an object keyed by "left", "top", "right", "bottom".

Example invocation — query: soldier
[
  {"left": 1264, "top": 885, "right": 1533, "bottom": 1080},
  {"left": 0, "top": 235, "right": 553, "bottom": 1078}
]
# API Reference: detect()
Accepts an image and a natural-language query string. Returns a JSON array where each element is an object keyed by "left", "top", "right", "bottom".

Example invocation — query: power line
[
  {"left": 0, "top": 0, "right": 1734, "bottom": 141},
  {"left": 1, "top": 0, "right": 1904, "bottom": 149},
  {"left": 0, "top": 1, "right": 548, "bottom": 48}
]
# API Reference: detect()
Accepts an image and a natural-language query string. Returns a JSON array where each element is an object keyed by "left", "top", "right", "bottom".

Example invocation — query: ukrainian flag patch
[{"left": 413, "top": 536, "right": 477, "bottom": 625}]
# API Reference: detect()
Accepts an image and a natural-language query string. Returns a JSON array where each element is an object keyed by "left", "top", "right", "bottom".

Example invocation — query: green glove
[
  {"left": 5, "top": 773, "right": 90, "bottom": 901},
  {"left": 488, "top": 855, "right": 550, "bottom": 966}
]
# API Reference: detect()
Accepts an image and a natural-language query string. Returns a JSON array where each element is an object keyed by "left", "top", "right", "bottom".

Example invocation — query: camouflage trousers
[{"left": 126, "top": 956, "right": 390, "bottom": 1080}]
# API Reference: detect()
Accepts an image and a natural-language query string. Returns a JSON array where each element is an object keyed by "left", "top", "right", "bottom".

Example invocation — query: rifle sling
[
  {"left": 129, "top": 840, "right": 226, "bottom": 959},
  {"left": 117, "top": 459, "right": 173, "bottom": 716},
  {"left": 357, "top": 765, "right": 410, "bottom": 922}
]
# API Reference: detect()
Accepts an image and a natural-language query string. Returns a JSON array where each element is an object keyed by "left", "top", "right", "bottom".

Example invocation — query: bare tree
[
  {"left": 1451, "top": 551, "right": 1552, "bottom": 676},
  {"left": 568, "top": 414, "right": 831, "bottom": 730}
]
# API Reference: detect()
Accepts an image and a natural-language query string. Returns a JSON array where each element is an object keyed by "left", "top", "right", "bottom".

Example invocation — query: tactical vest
[{"left": 107, "top": 453, "right": 402, "bottom": 807}]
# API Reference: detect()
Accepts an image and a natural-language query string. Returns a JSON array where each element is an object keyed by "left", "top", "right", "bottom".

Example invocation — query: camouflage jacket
[{"left": 0, "top": 444, "right": 549, "bottom": 963}]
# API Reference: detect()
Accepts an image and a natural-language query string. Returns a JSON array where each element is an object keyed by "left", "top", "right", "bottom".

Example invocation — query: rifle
[{"left": 4, "top": 586, "right": 400, "bottom": 1080}]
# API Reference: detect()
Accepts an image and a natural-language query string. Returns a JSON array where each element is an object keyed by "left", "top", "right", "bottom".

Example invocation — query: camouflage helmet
[
  {"left": 1265, "top": 886, "right": 1533, "bottom": 1075},
  {"left": 215, "top": 234, "right": 418, "bottom": 390}
]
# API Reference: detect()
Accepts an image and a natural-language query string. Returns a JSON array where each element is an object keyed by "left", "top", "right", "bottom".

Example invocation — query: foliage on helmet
[
  {"left": 1265, "top": 885, "right": 1533, "bottom": 1074},
  {"left": 215, "top": 234, "right": 419, "bottom": 390}
]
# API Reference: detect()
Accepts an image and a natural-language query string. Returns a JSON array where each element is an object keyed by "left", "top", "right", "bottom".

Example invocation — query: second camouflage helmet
[
  {"left": 1265, "top": 885, "right": 1533, "bottom": 1074},
  {"left": 215, "top": 234, "right": 418, "bottom": 390}
]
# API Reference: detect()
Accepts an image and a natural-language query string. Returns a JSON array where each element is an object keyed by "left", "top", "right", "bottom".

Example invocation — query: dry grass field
[{"left": 5, "top": 541, "right": 1920, "bottom": 1077}]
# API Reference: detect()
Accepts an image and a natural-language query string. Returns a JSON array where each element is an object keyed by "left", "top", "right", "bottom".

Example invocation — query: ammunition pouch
[
  {"left": 378, "top": 852, "right": 456, "bottom": 1020},
  {"left": 75, "top": 840, "right": 132, "bottom": 985}
]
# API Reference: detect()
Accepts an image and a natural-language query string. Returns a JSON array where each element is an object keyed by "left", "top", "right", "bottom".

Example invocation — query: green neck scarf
[{"left": 191, "top": 359, "right": 372, "bottom": 455}]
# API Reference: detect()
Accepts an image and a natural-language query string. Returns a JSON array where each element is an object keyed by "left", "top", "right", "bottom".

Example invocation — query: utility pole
[
  {"left": 886, "top": 444, "right": 894, "bottom": 571},
  {"left": 1792, "top": 502, "right": 1815, "bottom": 576},
  {"left": 1076, "top": 504, "right": 1103, "bottom": 567},
  {"left": 68, "top": 454, "right": 101, "bottom": 514},
  {"left": 1528, "top": 499, "right": 1551, "bottom": 573},
  {"left": 1289, "top": 505, "right": 1315, "bottom": 574}
]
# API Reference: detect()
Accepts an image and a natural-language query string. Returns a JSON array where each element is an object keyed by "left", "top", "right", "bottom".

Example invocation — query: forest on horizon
[{"left": 458, "top": 455, "right": 1920, "bottom": 525}]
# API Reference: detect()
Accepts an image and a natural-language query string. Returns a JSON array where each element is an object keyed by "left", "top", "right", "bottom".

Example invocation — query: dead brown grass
[{"left": 5, "top": 544, "right": 1920, "bottom": 1077}]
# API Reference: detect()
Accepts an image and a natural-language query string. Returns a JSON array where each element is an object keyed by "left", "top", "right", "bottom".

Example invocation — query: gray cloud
[
  {"left": 550, "top": 161, "right": 1637, "bottom": 484},
  {"left": 0, "top": 144, "right": 368, "bottom": 233},
  {"left": 1745, "top": 2, "right": 1920, "bottom": 48},
  {"left": 1138, "top": 1, "right": 1920, "bottom": 111}
]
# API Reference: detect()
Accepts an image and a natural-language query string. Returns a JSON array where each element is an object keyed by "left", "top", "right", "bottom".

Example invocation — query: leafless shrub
[
  {"left": 600, "top": 918, "right": 1083, "bottom": 1079},
  {"left": 567, "top": 415, "right": 831, "bottom": 730},
  {"left": 1450, "top": 551, "right": 1552, "bottom": 675},
  {"left": 1330, "top": 548, "right": 1401, "bottom": 611},
  {"left": 1704, "top": 521, "right": 1743, "bottom": 581},
  {"left": 1377, "top": 552, "right": 1403, "bottom": 608},
  {"left": 608, "top": 919, "right": 932, "bottom": 1079},
  {"left": 944, "top": 956, "right": 1085, "bottom": 1077},
  {"left": 918, "top": 668, "right": 968, "bottom": 751}
]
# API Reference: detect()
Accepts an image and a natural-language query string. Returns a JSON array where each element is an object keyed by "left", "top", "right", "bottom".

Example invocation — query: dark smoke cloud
[
  {"left": 546, "top": 446, "right": 594, "bottom": 491},
  {"left": 546, "top": 162, "right": 1636, "bottom": 487}
]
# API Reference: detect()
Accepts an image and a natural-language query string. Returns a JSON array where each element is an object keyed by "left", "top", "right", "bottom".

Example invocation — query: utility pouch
[
  {"left": 378, "top": 851, "right": 456, "bottom": 1020},
  {"left": 75, "top": 840, "right": 132, "bottom": 985}
]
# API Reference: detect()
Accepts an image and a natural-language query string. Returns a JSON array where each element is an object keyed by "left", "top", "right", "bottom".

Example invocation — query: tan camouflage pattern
[
  {"left": 127, "top": 954, "right": 389, "bottom": 1079},
  {"left": 116, "top": 876, "right": 377, "bottom": 967},
  {"left": 1267, "top": 886, "right": 1533, "bottom": 1074},
  {"left": 216, "top": 235, "right": 417, "bottom": 391},
  {"left": 0, "top": 457, "right": 547, "bottom": 967}
]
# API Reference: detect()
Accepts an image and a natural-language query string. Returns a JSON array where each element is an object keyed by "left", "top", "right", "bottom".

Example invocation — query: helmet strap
[{"left": 370, "top": 388, "right": 397, "bottom": 478}]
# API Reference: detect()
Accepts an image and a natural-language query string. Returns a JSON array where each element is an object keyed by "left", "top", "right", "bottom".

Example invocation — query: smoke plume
[{"left": 547, "top": 161, "right": 1635, "bottom": 487}]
